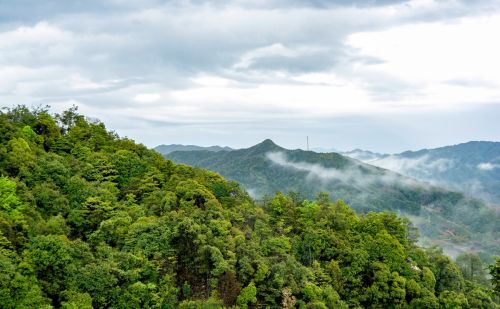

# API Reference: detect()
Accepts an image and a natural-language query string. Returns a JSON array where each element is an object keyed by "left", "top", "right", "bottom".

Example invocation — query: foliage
[
  {"left": 166, "top": 140, "right": 500, "bottom": 257},
  {"left": 490, "top": 258, "right": 500, "bottom": 293},
  {"left": 0, "top": 105, "right": 497, "bottom": 308}
]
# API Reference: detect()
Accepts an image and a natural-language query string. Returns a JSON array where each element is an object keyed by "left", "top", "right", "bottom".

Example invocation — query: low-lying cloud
[
  {"left": 477, "top": 162, "right": 500, "bottom": 171},
  {"left": 370, "top": 154, "right": 455, "bottom": 176},
  {"left": 266, "top": 151, "right": 497, "bottom": 256},
  {"left": 266, "top": 151, "right": 421, "bottom": 188}
]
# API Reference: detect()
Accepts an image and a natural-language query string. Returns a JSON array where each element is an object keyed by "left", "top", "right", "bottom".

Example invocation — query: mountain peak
[
  {"left": 247, "top": 139, "right": 282, "bottom": 153},
  {"left": 261, "top": 139, "right": 277, "bottom": 146}
]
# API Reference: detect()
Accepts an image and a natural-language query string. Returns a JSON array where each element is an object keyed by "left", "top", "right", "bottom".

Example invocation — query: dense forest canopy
[{"left": 0, "top": 105, "right": 498, "bottom": 308}]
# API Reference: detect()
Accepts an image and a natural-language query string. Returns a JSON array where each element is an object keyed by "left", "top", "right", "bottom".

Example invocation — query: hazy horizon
[{"left": 154, "top": 136, "right": 499, "bottom": 154}]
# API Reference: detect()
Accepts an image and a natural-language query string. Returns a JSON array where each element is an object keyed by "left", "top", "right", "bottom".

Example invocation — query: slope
[
  {"left": 345, "top": 141, "right": 500, "bottom": 205},
  {"left": 2, "top": 106, "right": 497, "bottom": 307},
  {"left": 167, "top": 139, "right": 499, "bottom": 255}
]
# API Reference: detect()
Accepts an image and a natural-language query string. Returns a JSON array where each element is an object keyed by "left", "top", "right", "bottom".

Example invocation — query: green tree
[
  {"left": 489, "top": 258, "right": 500, "bottom": 293},
  {"left": 456, "top": 252, "right": 489, "bottom": 285},
  {"left": 0, "top": 253, "right": 50, "bottom": 308},
  {"left": 237, "top": 281, "right": 257, "bottom": 308},
  {"left": 0, "top": 106, "right": 497, "bottom": 308},
  {"left": 438, "top": 290, "right": 469, "bottom": 308},
  {"left": 34, "top": 112, "right": 61, "bottom": 150},
  {"left": 23, "top": 235, "right": 73, "bottom": 302}
]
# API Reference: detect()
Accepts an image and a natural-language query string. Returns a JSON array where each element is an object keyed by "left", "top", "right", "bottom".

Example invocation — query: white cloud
[
  {"left": 368, "top": 155, "right": 455, "bottom": 177},
  {"left": 477, "top": 162, "right": 500, "bottom": 171},
  {"left": 69, "top": 73, "right": 109, "bottom": 90},
  {"left": 233, "top": 43, "right": 293, "bottom": 69},
  {"left": 0, "top": 22, "right": 72, "bottom": 48},
  {"left": 267, "top": 151, "right": 349, "bottom": 182},
  {"left": 192, "top": 75, "right": 233, "bottom": 87},
  {"left": 346, "top": 13, "right": 500, "bottom": 105},
  {"left": 233, "top": 43, "right": 328, "bottom": 69},
  {"left": 336, "top": 151, "right": 458, "bottom": 186},
  {"left": 0, "top": 0, "right": 499, "bottom": 150},
  {"left": 133, "top": 93, "right": 161, "bottom": 103},
  {"left": 266, "top": 151, "right": 421, "bottom": 188}
]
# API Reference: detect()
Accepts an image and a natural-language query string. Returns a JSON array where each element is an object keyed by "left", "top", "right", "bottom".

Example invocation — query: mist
[
  {"left": 371, "top": 155, "right": 455, "bottom": 175},
  {"left": 266, "top": 151, "right": 422, "bottom": 189},
  {"left": 265, "top": 151, "right": 497, "bottom": 257}
]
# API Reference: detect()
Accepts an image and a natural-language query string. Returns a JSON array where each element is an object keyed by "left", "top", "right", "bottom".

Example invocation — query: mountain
[
  {"left": 166, "top": 139, "right": 499, "bottom": 255},
  {"left": 343, "top": 141, "right": 500, "bottom": 205},
  {"left": 3, "top": 107, "right": 498, "bottom": 307},
  {"left": 154, "top": 143, "right": 233, "bottom": 155}
]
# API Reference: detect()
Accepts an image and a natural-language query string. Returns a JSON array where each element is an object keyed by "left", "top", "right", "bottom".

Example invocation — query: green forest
[
  {"left": 0, "top": 105, "right": 498, "bottom": 308},
  {"left": 166, "top": 140, "right": 499, "bottom": 256}
]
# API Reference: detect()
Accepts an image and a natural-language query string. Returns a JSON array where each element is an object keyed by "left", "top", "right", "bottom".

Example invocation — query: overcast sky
[{"left": 1, "top": 0, "right": 499, "bottom": 153}]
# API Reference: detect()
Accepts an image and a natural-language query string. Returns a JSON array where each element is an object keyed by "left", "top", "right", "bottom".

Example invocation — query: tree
[
  {"left": 438, "top": 290, "right": 468, "bottom": 308},
  {"left": 55, "top": 105, "right": 81, "bottom": 134},
  {"left": 61, "top": 290, "right": 93, "bottom": 309},
  {"left": 237, "top": 281, "right": 257, "bottom": 308},
  {"left": 427, "top": 248, "right": 465, "bottom": 293},
  {"left": 456, "top": 253, "right": 489, "bottom": 285},
  {"left": 0, "top": 253, "right": 50, "bottom": 308},
  {"left": 23, "top": 235, "right": 73, "bottom": 302},
  {"left": 33, "top": 112, "right": 61, "bottom": 151},
  {"left": 3, "top": 138, "right": 36, "bottom": 177},
  {"left": 489, "top": 258, "right": 500, "bottom": 293},
  {"left": 0, "top": 177, "right": 28, "bottom": 241},
  {"left": 0, "top": 106, "right": 497, "bottom": 308}
]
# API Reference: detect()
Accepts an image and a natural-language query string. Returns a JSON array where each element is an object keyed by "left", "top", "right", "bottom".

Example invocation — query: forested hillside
[
  {"left": 0, "top": 106, "right": 498, "bottom": 308},
  {"left": 350, "top": 142, "right": 500, "bottom": 205},
  {"left": 166, "top": 140, "right": 499, "bottom": 257}
]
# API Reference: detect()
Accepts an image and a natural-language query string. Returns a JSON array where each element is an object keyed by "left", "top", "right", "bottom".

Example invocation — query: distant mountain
[
  {"left": 154, "top": 144, "right": 233, "bottom": 155},
  {"left": 166, "top": 139, "right": 499, "bottom": 255},
  {"left": 344, "top": 141, "right": 500, "bottom": 205}
]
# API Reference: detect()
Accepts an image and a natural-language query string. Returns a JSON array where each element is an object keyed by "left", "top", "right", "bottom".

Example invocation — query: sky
[{"left": 1, "top": 0, "right": 499, "bottom": 153}]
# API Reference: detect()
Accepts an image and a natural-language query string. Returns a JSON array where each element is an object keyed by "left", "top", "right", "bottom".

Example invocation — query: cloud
[
  {"left": 477, "top": 162, "right": 500, "bottom": 171},
  {"left": 133, "top": 93, "right": 161, "bottom": 103},
  {"left": 370, "top": 155, "right": 455, "bottom": 176},
  {"left": 69, "top": 73, "right": 114, "bottom": 91},
  {"left": 341, "top": 149, "right": 386, "bottom": 162},
  {"left": 267, "top": 151, "right": 353, "bottom": 182},
  {"left": 0, "top": 21, "right": 71, "bottom": 48},
  {"left": 346, "top": 13, "right": 500, "bottom": 102},
  {"left": 0, "top": 0, "right": 499, "bottom": 150},
  {"left": 232, "top": 43, "right": 333, "bottom": 72},
  {"left": 266, "top": 151, "right": 421, "bottom": 188}
]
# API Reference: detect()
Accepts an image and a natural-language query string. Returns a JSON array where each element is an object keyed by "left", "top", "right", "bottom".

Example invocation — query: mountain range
[
  {"left": 154, "top": 144, "right": 233, "bottom": 155},
  {"left": 155, "top": 141, "right": 500, "bottom": 206},
  {"left": 341, "top": 141, "right": 500, "bottom": 205},
  {"left": 158, "top": 139, "right": 499, "bottom": 256}
]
